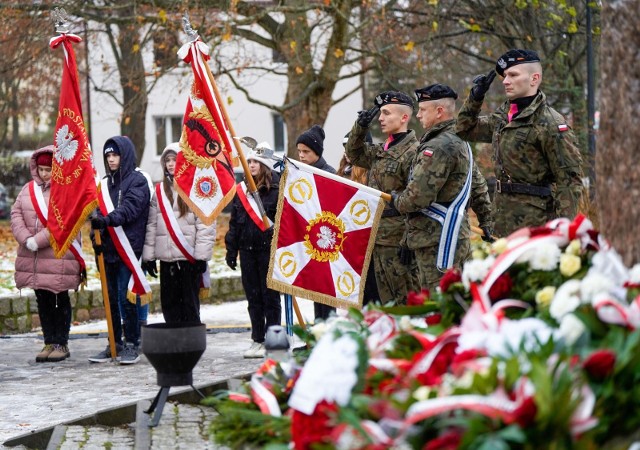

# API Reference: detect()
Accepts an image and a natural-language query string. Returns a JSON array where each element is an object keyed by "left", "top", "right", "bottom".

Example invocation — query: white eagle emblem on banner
[{"left": 54, "top": 124, "right": 79, "bottom": 166}]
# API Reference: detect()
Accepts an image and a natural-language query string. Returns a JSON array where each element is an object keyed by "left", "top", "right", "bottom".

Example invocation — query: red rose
[
  {"left": 424, "top": 429, "right": 463, "bottom": 450},
  {"left": 425, "top": 313, "right": 442, "bottom": 326},
  {"left": 488, "top": 273, "right": 513, "bottom": 301},
  {"left": 510, "top": 396, "right": 537, "bottom": 427},
  {"left": 291, "top": 400, "right": 338, "bottom": 449},
  {"left": 407, "top": 288, "right": 430, "bottom": 306},
  {"left": 439, "top": 269, "right": 462, "bottom": 293},
  {"left": 582, "top": 349, "right": 616, "bottom": 380}
]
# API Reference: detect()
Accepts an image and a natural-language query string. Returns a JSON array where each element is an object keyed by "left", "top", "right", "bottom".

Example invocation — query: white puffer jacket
[{"left": 142, "top": 148, "right": 216, "bottom": 262}]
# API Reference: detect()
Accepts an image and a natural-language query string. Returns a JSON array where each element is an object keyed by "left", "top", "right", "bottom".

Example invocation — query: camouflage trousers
[
  {"left": 372, "top": 244, "right": 420, "bottom": 305},
  {"left": 494, "top": 193, "right": 554, "bottom": 237},
  {"left": 415, "top": 239, "right": 471, "bottom": 292}
]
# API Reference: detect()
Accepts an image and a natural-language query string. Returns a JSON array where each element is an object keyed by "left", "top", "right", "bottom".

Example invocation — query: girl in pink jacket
[{"left": 11, "top": 146, "right": 82, "bottom": 362}]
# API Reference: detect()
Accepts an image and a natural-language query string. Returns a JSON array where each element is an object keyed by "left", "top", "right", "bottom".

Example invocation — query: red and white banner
[
  {"left": 174, "top": 38, "right": 236, "bottom": 226},
  {"left": 48, "top": 33, "right": 98, "bottom": 257},
  {"left": 267, "top": 161, "right": 384, "bottom": 310},
  {"left": 237, "top": 181, "right": 273, "bottom": 232}
]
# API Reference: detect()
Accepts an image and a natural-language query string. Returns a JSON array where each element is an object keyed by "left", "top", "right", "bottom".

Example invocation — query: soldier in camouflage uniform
[
  {"left": 345, "top": 91, "right": 420, "bottom": 304},
  {"left": 391, "top": 84, "right": 493, "bottom": 291},
  {"left": 456, "top": 49, "right": 585, "bottom": 237}
]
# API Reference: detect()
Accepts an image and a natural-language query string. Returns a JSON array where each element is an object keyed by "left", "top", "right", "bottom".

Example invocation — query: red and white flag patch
[
  {"left": 423, "top": 149, "right": 434, "bottom": 157},
  {"left": 558, "top": 124, "right": 569, "bottom": 132}
]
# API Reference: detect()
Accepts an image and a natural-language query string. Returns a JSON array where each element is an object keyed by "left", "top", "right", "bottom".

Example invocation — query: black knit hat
[
  {"left": 495, "top": 49, "right": 541, "bottom": 76},
  {"left": 414, "top": 84, "right": 458, "bottom": 102},
  {"left": 296, "top": 125, "right": 325, "bottom": 156}
]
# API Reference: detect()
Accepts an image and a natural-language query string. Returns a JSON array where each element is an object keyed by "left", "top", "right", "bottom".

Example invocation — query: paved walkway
[{"left": 0, "top": 299, "right": 317, "bottom": 448}]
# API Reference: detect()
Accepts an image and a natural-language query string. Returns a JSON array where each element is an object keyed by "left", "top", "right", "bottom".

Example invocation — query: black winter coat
[
  {"left": 97, "top": 136, "right": 150, "bottom": 263},
  {"left": 225, "top": 172, "right": 280, "bottom": 254}
]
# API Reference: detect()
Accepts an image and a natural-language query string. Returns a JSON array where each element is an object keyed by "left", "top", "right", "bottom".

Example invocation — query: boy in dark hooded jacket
[{"left": 88, "top": 136, "right": 150, "bottom": 364}]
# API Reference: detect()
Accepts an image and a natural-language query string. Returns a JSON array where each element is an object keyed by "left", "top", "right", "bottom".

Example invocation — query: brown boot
[
  {"left": 36, "top": 344, "right": 54, "bottom": 363},
  {"left": 48, "top": 344, "right": 70, "bottom": 362}
]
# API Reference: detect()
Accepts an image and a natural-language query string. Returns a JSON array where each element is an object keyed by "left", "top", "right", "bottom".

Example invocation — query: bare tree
[{"left": 596, "top": 0, "right": 639, "bottom": 265}]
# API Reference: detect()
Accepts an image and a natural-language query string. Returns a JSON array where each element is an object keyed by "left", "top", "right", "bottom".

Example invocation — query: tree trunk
[
  {"left": 596, "top": 0, "right": 640, "bottom": 266},
  {"left": 115, "top": 22, "right": 148, "bottom": 166}
]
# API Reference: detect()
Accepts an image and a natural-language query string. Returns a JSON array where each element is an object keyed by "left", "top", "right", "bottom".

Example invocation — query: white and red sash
[
  {"left": 29, "top": 181, "right": 86, "bottom": 270},
  {"left": 156, "top": 183, "right": 210, "bottom": 298},
  {"left": 98, "top": 179, "right": 152, "bottom": 303},
  {"left": 236, "top": 181, "right": 273, "bottom": 232}
]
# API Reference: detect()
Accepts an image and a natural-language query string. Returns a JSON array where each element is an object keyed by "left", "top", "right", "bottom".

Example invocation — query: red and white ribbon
[
  {"left": 29, "top": 181, "right": 86, "bottom": 270},
  {"left": 250, "top": 374, "right": 281, "bottom": 417},
  {"left": 236, "top": 181, "right": 272, "bottom": 232}
]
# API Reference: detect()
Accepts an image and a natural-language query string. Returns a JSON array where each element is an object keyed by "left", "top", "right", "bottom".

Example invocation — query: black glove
[
  {"left": 143, "top": 260, "right": 158, "bottom": 278},
  {"left": 481, "top": 226, "right": 496, "bottom": 243},
  {"left": 398, "top": 246, "right": 414, "bottom": 266},
  {"left": 194, "top": 260, "right": 208, "bottom": 274},
  {"left": 356, "top": 106, "right": 380, "bottom": 128},
  {"left": 92, "top": 243, "right": 105, "bottom": 255},
  {"left": 471, "top": 69, "right": 497, "bottom": 101},
  {"left": 91, "top": 215, "right": 108, "bottom": 230},
  {"left": 389, "top": 191, "right": 400, "bottom": 212},
  {"left": 226, "top": 252, "right": 237, "bottom": 270}
]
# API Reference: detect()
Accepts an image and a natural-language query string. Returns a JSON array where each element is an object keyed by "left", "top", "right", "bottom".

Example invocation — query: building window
[
  {"left": 272, "top": 113, "right": 285, "bottom": 152},
  {"left": 155, "top": 115, "right": 183, "bottom": 155}
]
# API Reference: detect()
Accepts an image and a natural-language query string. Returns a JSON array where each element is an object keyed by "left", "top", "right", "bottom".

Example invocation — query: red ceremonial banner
[
  {"left": 48, "top": 33, "right": 98, "bottom": 258},
  {"left": 267, "top": 161, "right": 384, "bottom": 310},
  {"left": 174, "top": 38, "right": 236, "bottom": 225}
]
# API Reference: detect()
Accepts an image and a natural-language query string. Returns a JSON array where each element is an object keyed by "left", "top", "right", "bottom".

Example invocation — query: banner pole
[
  {"left": 201, "top": 63, "right": 271, "bottom": 229},
  {"left": 94, "top": 232, "right": 118, "bottom": 362}
]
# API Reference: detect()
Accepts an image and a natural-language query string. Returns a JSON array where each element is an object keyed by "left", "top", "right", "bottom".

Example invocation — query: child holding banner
[
  {"left": 142, "top": 143, "right": 215, "bottom": 323},
  {"left": 225, "top": 150, "right": 281, "bottom": 358},
  {"left": 11, "top": 146, "right": 83, "bottom": 362}
]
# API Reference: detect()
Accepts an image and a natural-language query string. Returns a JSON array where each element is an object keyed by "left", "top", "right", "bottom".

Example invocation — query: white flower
[
  {"left": 559, "top": 253, "right": 582, "bottom": 277},
  {"left": 472, "top": 249, "right": 485, "bottom": 260},
  {"left": 462, "top": 256, "right": 495, "bottom": 289},
  {"left": 590, "top": 247, "right": 629, "bottom": 286},
  {"left": 535, "top": 286, "right": 556, "bottom": 308},
  {"left": 565, "top": 239, "right": 581, "bottom": 256},
  {"left": 528, "top": 242, "right": 562, "bottom": 271},
  {"left": 557, "top": 313, "right": 586, "bottom": 346},
  {"left": 485, "top": 318, "right": 554, "bottom": 358},
  {"left": 413, "top": 386, "right": 432, "bottom": 401},
  {"left": 310, "top": 322, "right": 328, "bottom": 340},
  {"left": 550, "top": 279, "right": 582, "bottom": 320},
  {"left": 491, "top": 238, "right": 509, "bottom": 255},
  {"left": 629, "top": 264, "right": 640, "bottom": 284},
  {"left": 580, "top": 272, "right": 614, "bottom": 303},
  {"left": 398, "top": 315, "right": 413, "bottom": 332}
]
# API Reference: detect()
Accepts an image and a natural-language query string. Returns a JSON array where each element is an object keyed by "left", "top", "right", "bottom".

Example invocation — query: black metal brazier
[{"left": 141, "top": 322, "right": 206, "bottom": 426}]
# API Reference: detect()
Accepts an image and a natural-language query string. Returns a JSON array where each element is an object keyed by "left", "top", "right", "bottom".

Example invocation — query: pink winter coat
[{"left": 11, "top": 146, "right": 81, "bottom": 293}]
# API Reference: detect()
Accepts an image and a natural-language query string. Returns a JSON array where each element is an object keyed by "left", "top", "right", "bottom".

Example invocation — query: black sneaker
[
  {"left": 119, "top": 343, "right": 140, "bottom": 365},
  {"left": 88, "top": 344, "right": 123, "bottom": 363}
]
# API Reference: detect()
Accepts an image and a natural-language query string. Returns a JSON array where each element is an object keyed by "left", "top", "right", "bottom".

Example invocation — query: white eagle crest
[
  {"left": 54, "top": 125, "right": 79, "bottom": 165},
  {"left": 316, "top": 226, "right": 336, "bottom": 249}
]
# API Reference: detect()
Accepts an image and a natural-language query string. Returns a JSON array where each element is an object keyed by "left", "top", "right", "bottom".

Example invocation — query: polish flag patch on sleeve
[
  {"left": 423, "top": 148, "right": 434, "bottom": 157},
  {"left": 558, "top": 124, "right": 569, "bottom": 132}
]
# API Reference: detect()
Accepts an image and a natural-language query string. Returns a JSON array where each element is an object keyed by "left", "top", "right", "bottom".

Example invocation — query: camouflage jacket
[
  {"left": 345, "top": 122, "right": 419, "bottom": 246},
  {"left": 395, "top": 120, "right": 493, "bottom": 249},
  {"left": 456, "top": 90, "right": 584, "bottom": 232}
]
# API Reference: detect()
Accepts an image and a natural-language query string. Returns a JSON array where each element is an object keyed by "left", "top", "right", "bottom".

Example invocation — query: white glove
[{"left": 25, "top": 237, "right": 38, "bottom": 252}]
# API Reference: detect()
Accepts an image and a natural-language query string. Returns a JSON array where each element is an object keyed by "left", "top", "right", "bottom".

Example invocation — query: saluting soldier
[
  {"left": 390, "top": 84, "right": 493, "bottom": 291},
  {"left": 345, "top": 91, "right": 420, "bottom": 305},
  {"left": 456, "top": 49, "right": 585, "bottom": 236}
]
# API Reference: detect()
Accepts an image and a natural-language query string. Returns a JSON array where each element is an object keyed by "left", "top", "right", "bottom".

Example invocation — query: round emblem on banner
[
  {"left": 303, "top": 211, "right": 345, "bottom": 263},
  {"left": 349, "top": 199, "right": 371, "bottom": 226},
  {"left": 195, "top": 176, "right": 218, "bottom": 199},
  {"left": 336, "top": 272, "right": 356, "bottom": 297}
]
